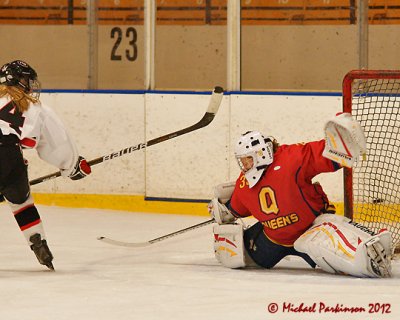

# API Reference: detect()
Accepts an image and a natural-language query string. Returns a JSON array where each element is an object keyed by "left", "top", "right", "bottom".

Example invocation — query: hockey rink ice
[{"left": 0, "top": 204, "right": 399, "bottom": 320}]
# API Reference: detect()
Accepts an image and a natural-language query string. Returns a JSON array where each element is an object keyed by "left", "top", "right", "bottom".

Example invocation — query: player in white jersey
[{"left": 0, "top": 60, "right": 92, "bottom": 270}]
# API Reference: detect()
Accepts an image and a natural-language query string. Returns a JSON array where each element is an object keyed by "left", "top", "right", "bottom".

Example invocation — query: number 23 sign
[{"left": 110, "top": 27, "right": 138, "bottom": 61}]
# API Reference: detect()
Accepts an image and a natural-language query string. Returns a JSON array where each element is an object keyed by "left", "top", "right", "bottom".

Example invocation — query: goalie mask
[
  {"left": 0, "top": 60, "right": 41, "bottom": 99},
  {"left": 235, "top": 131, "right": 274, "bottom": 188}
]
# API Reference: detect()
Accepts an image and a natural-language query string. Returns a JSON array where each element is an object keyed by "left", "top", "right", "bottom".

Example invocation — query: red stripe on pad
[
  {"left": 214, "top": 234, "right": 237, "bottom": 248},
  {"left": 13, "top": 203, "right": 35, "bottom": 215},
  {"left": 20, "top": 219, "right": 41, "bottom": 231},
  {"left": 324, "top": 222, "right": 357, "bottom": 252},
  {"left": 335, "top": 127, "right": 353, "bottom": 157}
]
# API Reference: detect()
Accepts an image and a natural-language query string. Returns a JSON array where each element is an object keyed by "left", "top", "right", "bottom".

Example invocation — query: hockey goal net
[{"left": 343, "top": 70, "right": 400, "bottom": 254}]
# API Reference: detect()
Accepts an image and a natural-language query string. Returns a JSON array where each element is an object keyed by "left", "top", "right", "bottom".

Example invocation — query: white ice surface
[{"left": 0, "top": 205, "right": 399, "bottom": 320}]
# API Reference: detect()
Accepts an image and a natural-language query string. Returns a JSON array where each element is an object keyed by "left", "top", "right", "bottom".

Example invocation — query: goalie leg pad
[
  {"left": 213, "top": 224, "right": 247, "bottom": 268},
  {"left": 294, "top": 214, "right": 392, "bottom": 278}
]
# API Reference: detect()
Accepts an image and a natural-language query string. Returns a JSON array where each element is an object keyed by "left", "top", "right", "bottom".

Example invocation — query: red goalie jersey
[{"left": 229, "top": 140, "right": 341, "bottom": 246}]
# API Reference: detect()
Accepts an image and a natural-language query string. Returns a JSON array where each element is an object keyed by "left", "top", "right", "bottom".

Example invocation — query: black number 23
[{"left": 111, "top": 27, "right": 138, "bottom": 61}]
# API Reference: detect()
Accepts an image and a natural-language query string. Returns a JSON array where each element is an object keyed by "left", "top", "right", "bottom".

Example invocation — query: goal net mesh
[{"left": 343, "top": 70, "right": 400, "bottom": 252}]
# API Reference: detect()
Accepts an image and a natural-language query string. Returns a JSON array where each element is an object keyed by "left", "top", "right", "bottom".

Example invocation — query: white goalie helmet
[{"left": 235, "top": 131, "right": 274, "bottom": 188}]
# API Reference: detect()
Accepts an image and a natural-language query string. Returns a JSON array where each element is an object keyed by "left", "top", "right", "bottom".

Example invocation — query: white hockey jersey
[{"left": 0, "top": 96, "right": 79, "bottom": 177}]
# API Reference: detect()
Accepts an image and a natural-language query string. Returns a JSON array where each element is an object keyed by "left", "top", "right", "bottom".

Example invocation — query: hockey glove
[
  {"left": 208, "top": 198, "right": 237, "bottom": 224},
  {"left": 322, "top": 112, "right": 367, "bottom": 168},
  {"left": 69, "top": 156, "right": 91, "bottom": 180}
]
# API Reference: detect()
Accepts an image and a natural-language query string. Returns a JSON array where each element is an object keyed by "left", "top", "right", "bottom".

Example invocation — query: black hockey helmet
[{"left": 0, "top": 60, "right": 41, "bottom": 98}]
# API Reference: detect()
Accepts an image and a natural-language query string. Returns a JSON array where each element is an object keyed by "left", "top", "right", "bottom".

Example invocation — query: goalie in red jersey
[{"left": 209, "top": 114, "right": 392, "bottom": 278}]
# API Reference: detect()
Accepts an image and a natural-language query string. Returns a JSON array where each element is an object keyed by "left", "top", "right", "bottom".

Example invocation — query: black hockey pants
[
  {"left": 0, "top": 133, "right": 30, "bottom": 204},
  {"left": 243, "top": 222, "right": 317, "bottom": 269}
]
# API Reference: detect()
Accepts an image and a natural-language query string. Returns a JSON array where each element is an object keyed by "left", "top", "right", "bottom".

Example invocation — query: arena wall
[
  {"left": 2, "top": 24, "right": 400, "bottom": 91},
  {"left": 25, "top": 91, "right": 345, "bottom": 214}
]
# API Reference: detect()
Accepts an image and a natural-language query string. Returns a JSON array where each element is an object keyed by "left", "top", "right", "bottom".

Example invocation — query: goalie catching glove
[
  {"left": 68, "top": 156, "right": 91, "bottom": 180},
  {"left": 323, "top": 112, "right": 367, "bottom": 168}
]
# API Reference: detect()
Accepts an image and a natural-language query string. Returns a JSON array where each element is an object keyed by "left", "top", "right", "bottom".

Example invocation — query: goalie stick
[
  {"left": 97, "top": 218, "right": 215, "bottom": 247},
  {"left": 29, "top": 86, "right": 224, "bottom": 186}
]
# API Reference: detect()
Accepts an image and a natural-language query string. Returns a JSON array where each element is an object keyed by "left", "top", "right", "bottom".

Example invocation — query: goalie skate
[
  {"left": 30, "top": 233, "right": 54, "bottom": 270},
  {"left": 365, "top": 237, "right": 391, "bottom": 278}
]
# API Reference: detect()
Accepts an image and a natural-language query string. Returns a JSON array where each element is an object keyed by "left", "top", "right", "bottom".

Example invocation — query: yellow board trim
[
  {"left": 352, "top": 203, "right": 400, "bottom": 223},
  {"left": 30, "top": 193, "right": 346, "bottom": 218},
  {"left": 31, "top": 193, "right": 210, "bottom": 216}
]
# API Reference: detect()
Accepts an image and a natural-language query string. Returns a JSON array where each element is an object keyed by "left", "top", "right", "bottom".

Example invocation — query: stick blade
[{"left": 97, "top": 236, "right": 150, "bottom": 248}]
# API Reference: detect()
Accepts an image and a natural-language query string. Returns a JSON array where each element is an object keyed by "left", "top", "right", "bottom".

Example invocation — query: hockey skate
[
  {"left": 365, "top": 237, "right": 391, "bottom": 278},
  {"left": 30, "top": 233, "right": 54, "bottom": 270}
]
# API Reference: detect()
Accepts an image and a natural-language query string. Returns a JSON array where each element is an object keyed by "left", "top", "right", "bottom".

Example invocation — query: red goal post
[{"left": 343, "top": 70, "right": 400, "bottom": 253}]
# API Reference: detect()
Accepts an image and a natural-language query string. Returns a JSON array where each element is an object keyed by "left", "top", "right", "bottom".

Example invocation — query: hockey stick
[
  {"left": 29, "top": 86, "right": 224, "bottom": 186},
  {"left": 97, "top": 218, "right": 215, "bottom": 247}
]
